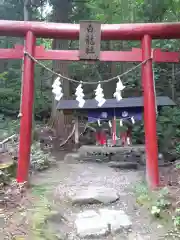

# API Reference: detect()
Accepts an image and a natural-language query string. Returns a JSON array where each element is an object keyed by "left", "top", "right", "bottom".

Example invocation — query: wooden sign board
[
  {"left": 63, "top": 109, "right": 73, "bottom": 115},
  {"left": 79, "top": 20, "right": 101, "bottom": 60}
]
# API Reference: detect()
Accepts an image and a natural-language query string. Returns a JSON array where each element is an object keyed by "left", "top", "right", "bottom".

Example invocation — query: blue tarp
[{"left": 87, "top": 108, "right": 142, "bottom": 122}]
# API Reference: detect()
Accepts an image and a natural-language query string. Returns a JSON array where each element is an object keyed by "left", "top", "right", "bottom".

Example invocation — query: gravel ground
[{"left": 30, "top": 156, "right": 168, "bottom": 240}]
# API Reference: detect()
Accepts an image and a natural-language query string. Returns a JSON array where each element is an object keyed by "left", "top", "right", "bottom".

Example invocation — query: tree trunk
[
  {"left": 24, "top": 0, "right": 31, "bottom": 21},
  {"left": 51, "top": 0, "right": 72, "bottom": 138},
  {"left": 103, "top": 41, "right": 116, "bottom": 98},
  {"left": 171, "top": 63, "right": 176, "bottom": 101}
]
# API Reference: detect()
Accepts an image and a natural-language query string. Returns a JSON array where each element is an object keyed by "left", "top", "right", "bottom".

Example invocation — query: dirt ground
[{"left": 1, "top": 151, "right": 179, "bottom": 239}]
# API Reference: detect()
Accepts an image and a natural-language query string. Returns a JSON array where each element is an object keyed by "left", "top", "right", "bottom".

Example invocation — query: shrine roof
[{"left": 56, "top": 96, "right": 175, "bottom": 110}]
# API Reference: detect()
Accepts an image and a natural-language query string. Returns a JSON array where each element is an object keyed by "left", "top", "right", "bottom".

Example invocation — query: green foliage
[
  {"left": 134, "top": 182, "right": 150, "bottom": 205},
  {"left": 173, "top": 208, "right": 180, "bottom": 229},
  {"left": 151, "top": 205, "right": 161, "bottom": 217},
  {"left": 0, "top": 0, "right": 180, "bottom": 152},
  {"left": 0, "top": 116, "right": 55, "bottom": 173},
  {"left": 31, "top": 198, "right": 57, "bottom": 240},
  {"left": 135, "top": 182, "right": 180, "bottom": 237},
  {"left": 0, "top": 169, "right": 11, "bottom": 185},
  {"left": 157, "top": 107, "right": 180, "bottom": 155},
  {"left": 0, "top": 71, "right": 8, "bottom": 81},
  {"left": 135, "top": 182, "right": 171, "bottom": 220},
  {"left": 132, "top": 106, "right": 180, "bottom": 158},
  {"left": 0, "top": 0, "right": 180, "bottom": 120},
  {"left": 0, "top": 114, "right": 20, "bottom": 138},
  {"left": 30, "top": 185, "right": 60, "bottom": 240},
  {"left": 175, "top": 162, "right": 180, "bottom": 169},
  {"left": 151, "top": 187, "right": 171, "bottom": 217},
  {"left": 30, "top": 142, "right": 56, "bottom": 171},
  {"left": 132, "top": 121, "right": 145, "bottom": 144},
  {"left": 0, "top": 161, "right": 16, "bottom": 187}
]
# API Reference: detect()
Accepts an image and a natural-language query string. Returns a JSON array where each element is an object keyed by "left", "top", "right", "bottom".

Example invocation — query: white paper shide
[
  {"left": 113, "top": 76, "right": 125, "bottom": 101},
  {"left": 95, "top": 83, "right": 106, "bottom": 107},
  {"left": 75, "top": 83, "right": 85, "bottom": 108},
  {"left": 52, "top": 76, "right": 63, "bottom": 101}
]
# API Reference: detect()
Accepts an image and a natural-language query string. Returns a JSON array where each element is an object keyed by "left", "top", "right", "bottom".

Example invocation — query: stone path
[{"left": 30, "top": 156, "right": 167, "bottom": 239}]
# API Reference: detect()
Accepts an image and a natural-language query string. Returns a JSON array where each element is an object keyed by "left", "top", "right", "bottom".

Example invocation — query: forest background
[{"left": 1, "top": 0, "right": 180, "bottom": 156}]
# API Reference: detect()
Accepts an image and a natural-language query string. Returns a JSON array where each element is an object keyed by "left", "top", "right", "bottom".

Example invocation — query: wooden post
[
  {"left": 112, "top": 114, "right": 116, "bottom": 146},
  {"left": 74, "top": 113, "right": 79, "bottom": 149}
]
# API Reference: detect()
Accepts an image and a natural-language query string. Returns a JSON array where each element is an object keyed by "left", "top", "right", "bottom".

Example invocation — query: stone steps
[
  {"left": 63, "top": 186, "right": 132, "bottom": 238},
  {"left": 64, "top": 151, "right": 168, "bottom": 169}
]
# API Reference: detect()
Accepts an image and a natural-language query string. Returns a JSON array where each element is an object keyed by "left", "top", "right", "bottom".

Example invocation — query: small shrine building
[{"left": 57, "top": 96, "right": 175, "bottom": 145}]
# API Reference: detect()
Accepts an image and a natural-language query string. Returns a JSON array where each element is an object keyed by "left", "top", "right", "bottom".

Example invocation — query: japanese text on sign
[
  {"left": 79, "top": 21, "right": 101, "bottom": 60},
  {"left": 85, "top": 24, "right": 95, "bottom": 54}
]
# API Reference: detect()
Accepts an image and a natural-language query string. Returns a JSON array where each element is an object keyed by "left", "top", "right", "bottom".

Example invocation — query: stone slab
[
  {"left": 70, "top": 186, "right": 119, "bottom": 205},
  {"left": 78, "top": 145, "right": 145, "bottom": 156},
  {"left": 128, "top": 233, "right": 150, "bottom": 239},
  {"left": 75, "top": 210, "right": 108, "bottom": 238},
  {"left": 75, "top": 208, "right": 132, "bottom": 238},
  {"left": 81, "top": 155, "right": 109, "bottom": 163},
  {"left": 99, "top": 208, "right": 132, "bottom": 232}
]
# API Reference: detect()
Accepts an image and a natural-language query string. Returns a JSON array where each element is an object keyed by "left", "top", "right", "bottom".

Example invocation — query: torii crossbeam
[{"left": 0, "top": 20, "right": 179, "bottom": 188}]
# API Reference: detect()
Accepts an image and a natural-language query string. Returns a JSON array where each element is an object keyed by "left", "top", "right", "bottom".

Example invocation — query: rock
[
  {"left": 163, "top": 152, "right": 176, "bottom": 162},
  {"left": 125, "top": 154, "right": 141, "bottom": 163},
  {"left": 71, "top": 186, "right": 119, "bottom": 205},
  {"left": 108, "top": 161, "right": 138, "bottom": 169},
  {"left": 75, "top": 208, "right": 132, "bottom": 238},
  {"left": 0, "top": 144, "right": 7, "bottom": 153},
  {"left": 64, "top": 153, "right": 80, "bottom": 163},
  {"left": 75, "top": 210, "right": 109, "bottom": 238},
  {"left": 158, "top": 161, "right": 172, "bottom": 167},
  {"left": 46, "top": 212, "right": 65, "bottom": 223},
  {"left": 111, "top": 154, "right": 126, "bottom": 162},
  {"left": 99, "top": 208, "right": 132, "bottom": 232},
  {"left": 139, "top": 153, "right": 146, "bottom": 165},
  {"left": 110, "top": 153, "right": 141, "bottom": 163},
  {"left": 128, "top": 233, "right": 149, "bottom": 239}
]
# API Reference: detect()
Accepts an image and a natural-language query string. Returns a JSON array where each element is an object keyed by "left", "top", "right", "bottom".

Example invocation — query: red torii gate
[{"left": 0, "top": 20, "right": 179, "bottom": 188}]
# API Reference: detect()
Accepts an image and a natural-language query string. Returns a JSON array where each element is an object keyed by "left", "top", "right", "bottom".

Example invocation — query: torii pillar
[
  {"left": 141, "top": 35, "right": 159, "bottom": 188},
  {"left": 17, "top": 31, "right": 36, "bottom": 183}
]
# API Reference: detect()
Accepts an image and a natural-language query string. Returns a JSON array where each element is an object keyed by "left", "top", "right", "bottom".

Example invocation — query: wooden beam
[
  {"left": 153, "top": 48, "right": 180, "bottom": 63},
  {"left": 0, "top": 45, "right": 179, "bottom": 63},
  {"left": 0, "top": 45, "right": 24, "bottom": 59},
  {"left": 35, "top": 46, "right": 142, "bottom": 62},
  {"left": 1, "top": 20, "right": 180, "bottom": 40}
]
